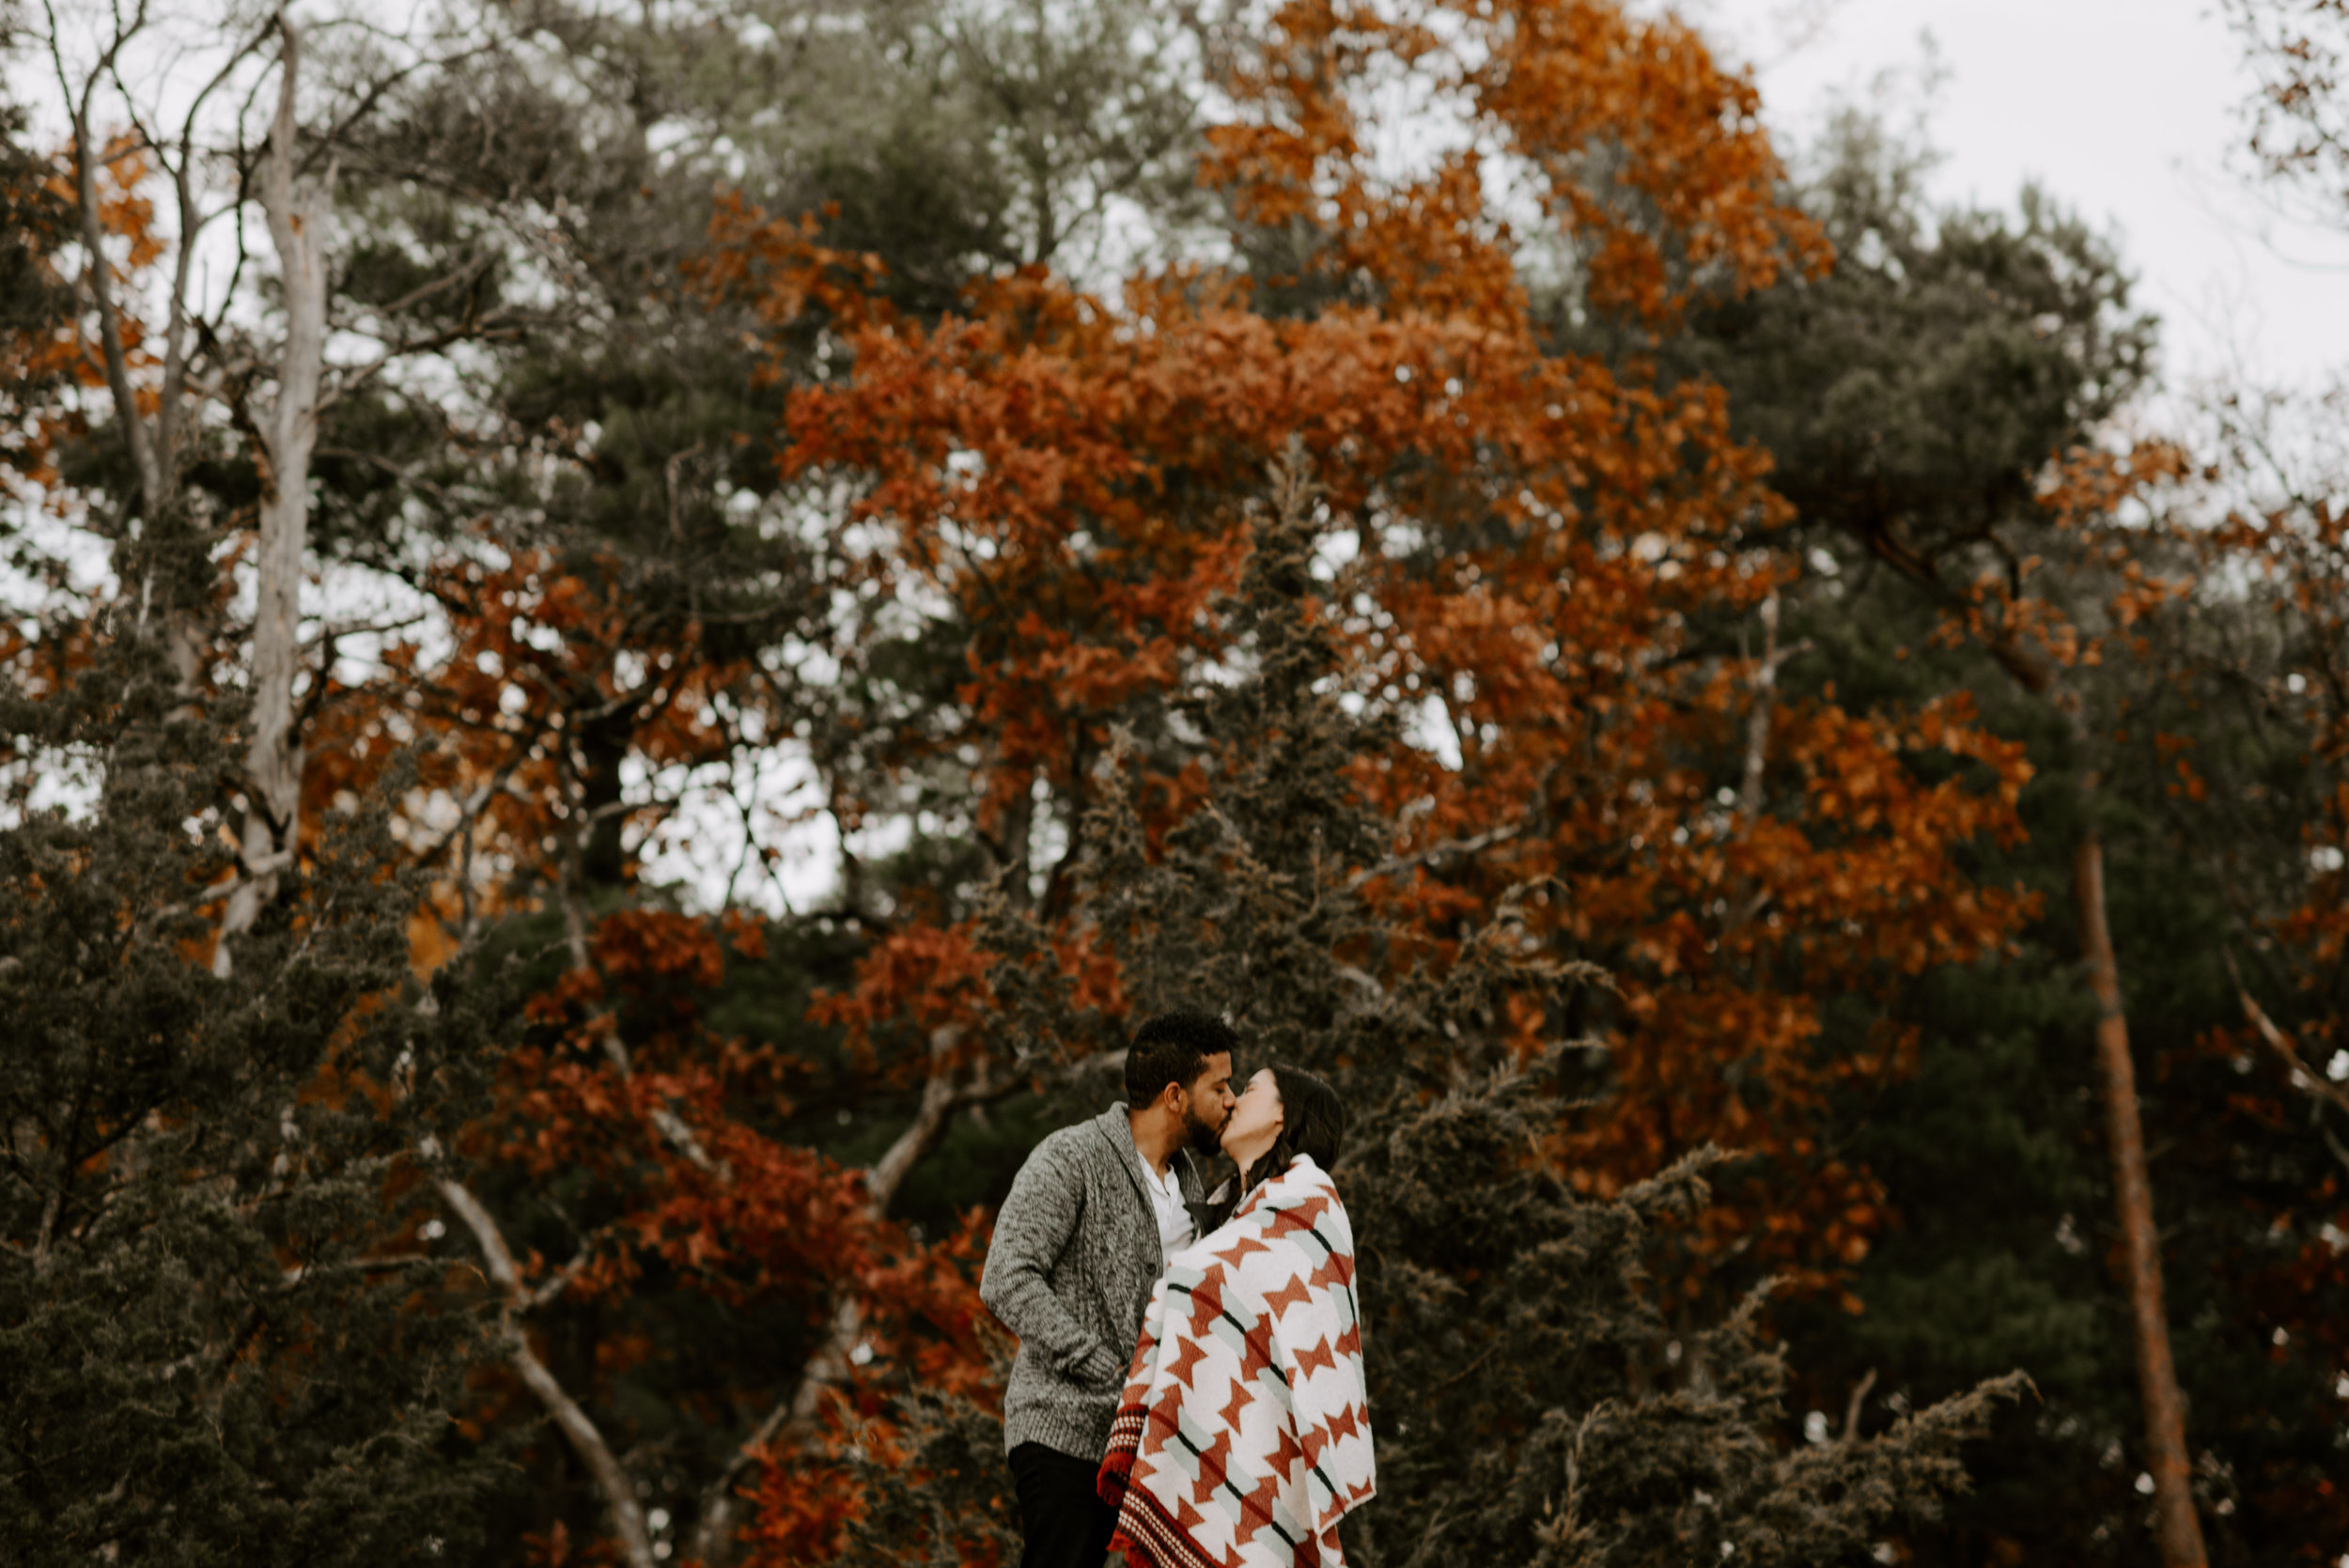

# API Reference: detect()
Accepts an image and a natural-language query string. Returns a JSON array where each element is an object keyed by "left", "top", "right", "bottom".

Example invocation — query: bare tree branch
[
  {"left": 440, "top": 1177, "right": 658, "bottom": 1568},
  {"left": 686, "top": 1024, "right": 1023, "bottom": 1568},
  {"left": 1838, "top": 1367, "right": 1878, "bottom": 1445},
  {"left": 2225, "top": 950, "right": 2349, "bottom": 1119},
  {"left": 1346, "top": 824, "right": 1524, "bottom": 892},
  {"left": 46, "top": 0, "right": 166, "bottom": 519}
]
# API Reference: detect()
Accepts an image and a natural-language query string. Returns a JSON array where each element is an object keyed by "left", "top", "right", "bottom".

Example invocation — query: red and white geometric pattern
[{"left": 1097, "top": 1155, "right": 1375, "bottom": 1568}]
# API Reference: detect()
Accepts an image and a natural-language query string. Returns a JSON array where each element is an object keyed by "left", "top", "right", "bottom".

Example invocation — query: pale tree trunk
[
  {"left": 440, "top": 1019, "right": 1008, "bottom": 1568},
  {"left": 218, "top": 18, "right": 332, "bottom": 975},
  {"left": 1735, "top": 591, "right": 1784, "bottom": 822},
  {"left": 1724, "top": 588, "right": 1809, "bottom": 932},
  {"left": 439, "top": 1178, "right": 661, "bottom": 1568},
  {"left": 50, "top": 12, "right": 203, "bottom": 694},
  {"left": 2008, "top": 645, "right": 2206, "bottom": 1566},
  {"left": 440, "top": 910, "right": 1014, "bottom": 1568}
]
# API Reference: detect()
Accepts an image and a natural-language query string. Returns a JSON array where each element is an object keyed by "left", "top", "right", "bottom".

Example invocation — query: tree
[
  {"left": 236, "top": 4, "right": 1228, "bottom": 1560},
  {"left": 0, "top": 11, "right": 554, "bottom": 1564},
  {"left": 1672, "top": 99, "right": 2215, "bottom": 1564},
  {"left": 725, "top": 0, "right": 2034, "bottom": 1360},
  {"left": 822, "top": 451, "right": 2030, "bottom": 1568},
  {"left": 0, "top": 463, "right": 506, "bottom": 1568},
  {"left": 1, "top": 2, "right": 2210, "bottom": 1562},
  {"left": 2155, "top": 401, "right": 2349, "bottom": 1560},
  {"left": 0, "top": 92, "right": 75, "bottom": 489},
  {"left": 2228, "top": 0, "right": 2349, "bottom": 225},
  {"left": 703, "top": 3, "right": 2071, "bottom": 1558}
]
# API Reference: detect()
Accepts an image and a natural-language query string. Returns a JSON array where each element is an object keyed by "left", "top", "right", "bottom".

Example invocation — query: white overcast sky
[{"left": 1693, "top": 0, "right": 2349, "bottom": 394}]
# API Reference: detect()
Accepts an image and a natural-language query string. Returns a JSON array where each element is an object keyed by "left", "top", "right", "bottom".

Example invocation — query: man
[{"left": 979, "top": 1010, "right": 1239, "bottom": 1568}]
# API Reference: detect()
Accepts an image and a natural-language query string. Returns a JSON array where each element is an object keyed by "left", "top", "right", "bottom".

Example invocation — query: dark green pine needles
[{"left": 0, "top": 630, "right": 511, "bottom": 1567}]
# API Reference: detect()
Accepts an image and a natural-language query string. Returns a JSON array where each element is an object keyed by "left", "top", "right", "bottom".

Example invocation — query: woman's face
[{"left": 1220, "top": 1067, "right": 1285, "bottom": 1162}]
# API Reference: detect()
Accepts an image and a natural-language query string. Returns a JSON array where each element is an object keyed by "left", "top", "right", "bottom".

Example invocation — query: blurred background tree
[{"left": 5, "top": 1, "right": 2347, "bottom": 1565}]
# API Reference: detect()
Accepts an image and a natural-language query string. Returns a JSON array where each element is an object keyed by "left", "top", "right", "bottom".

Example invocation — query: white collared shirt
[{"left": 1141, "top": 1154, "right": 1196, "bottom": 1265}]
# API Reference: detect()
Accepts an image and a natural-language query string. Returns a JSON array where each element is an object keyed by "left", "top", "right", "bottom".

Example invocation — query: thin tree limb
[
  {"left": 1347, "top": 824, "right": 1524, "bottom": 892},
  {"left": 2224, "top": 950, "right": 2349, "bottom": 1118},
  {"left": 440, "top": 1177, "right": 657, "bottom": 1568},
  {"left": 47, "top": 0, "right": 166, "bottom": 519},
  {"left": 1838, "top": 1367, "right": 1878, "bottom": 1444},
  {"left": 686, "top": 1025, "right": 1023, "bottom": 1568}
]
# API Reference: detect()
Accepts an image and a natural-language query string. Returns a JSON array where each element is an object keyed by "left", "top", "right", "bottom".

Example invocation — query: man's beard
[{"left": 1181, "top": 1098, "right": 1224, "bottom": 1155}]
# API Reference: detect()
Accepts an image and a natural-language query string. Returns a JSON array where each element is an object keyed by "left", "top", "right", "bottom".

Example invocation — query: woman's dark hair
[{"left": 1241, "top": 1065, "right": 1346, "bottom": 1192}]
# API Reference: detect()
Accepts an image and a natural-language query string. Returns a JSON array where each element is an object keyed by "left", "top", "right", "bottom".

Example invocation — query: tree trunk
[
  {"left": 219, "top": 19, "right": 331, "bottom": 974},
  {"left": 59, "top": 46, "right": 208, "bottom": 698},
  {"left": 2073, "top": 819, "right": 2208, "bottom": 1568},
  {"left": 578, "top": 706, "right": 635, "bottom": 889},
  {"left": 1848, "top": 512, "right": 2210, "bottom": 1564}
]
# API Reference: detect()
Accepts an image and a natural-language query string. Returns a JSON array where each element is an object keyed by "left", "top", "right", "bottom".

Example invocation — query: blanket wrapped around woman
[{"left": 1096, "top": 1154, "right": 1374, "bottom": 1568}]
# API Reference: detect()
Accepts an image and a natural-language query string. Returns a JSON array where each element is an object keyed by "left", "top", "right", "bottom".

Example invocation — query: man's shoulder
[{"left": 1024, "top": 1108, "right": 1122, "bottom": 1173}]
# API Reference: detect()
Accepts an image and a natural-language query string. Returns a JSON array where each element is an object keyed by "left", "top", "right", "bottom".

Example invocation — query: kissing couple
[{"left": 979, "top": 1011, "right": 1376, "bottom": 1568}]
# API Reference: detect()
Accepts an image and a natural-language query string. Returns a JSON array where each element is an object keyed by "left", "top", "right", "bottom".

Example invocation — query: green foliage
[
  {"left": 0, "top": 639, "right": 511, "bottom": 1565},
  {"left": 15, "top": 4, "right": 2344, "bottom": 1560},
  {"left": 1680, "top": 107, "right": 2156, "bottom": 573},
  {"left": 1682, "top": 105, "right": 2348, "bottom": 1564}
]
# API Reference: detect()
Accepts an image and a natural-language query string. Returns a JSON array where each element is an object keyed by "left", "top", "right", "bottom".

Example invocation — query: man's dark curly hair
[{"left": 1125, "top": 1009, "right": 1238, "bottom": 1106}]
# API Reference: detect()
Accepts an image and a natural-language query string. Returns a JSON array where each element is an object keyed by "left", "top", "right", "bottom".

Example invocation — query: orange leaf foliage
[{"left": 712, "top": 0, "right": 2033, "bottom": 1327}]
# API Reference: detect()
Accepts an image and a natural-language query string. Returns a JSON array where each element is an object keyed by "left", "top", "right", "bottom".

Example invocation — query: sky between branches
[
  {"left": 34, "top": 0, "right": 2319, "bottom": 914},
  {"left": 1703, "top": 0, "right": 2349, "bottom": 392}
]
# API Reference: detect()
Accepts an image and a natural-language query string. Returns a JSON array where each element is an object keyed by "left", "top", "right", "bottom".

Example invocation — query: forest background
[{"left": 3, "top": 1, "right": 2348, "bottom": 1565}]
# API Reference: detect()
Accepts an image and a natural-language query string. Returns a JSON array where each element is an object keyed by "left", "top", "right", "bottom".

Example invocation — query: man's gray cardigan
[{"left": 979, "top": 1104, "right": 1223, "bottom": 1461}]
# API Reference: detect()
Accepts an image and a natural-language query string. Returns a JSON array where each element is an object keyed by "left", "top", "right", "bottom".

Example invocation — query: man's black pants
[{"left": 1008, "top": 1441, "right": 1116, "bottom": 1568}]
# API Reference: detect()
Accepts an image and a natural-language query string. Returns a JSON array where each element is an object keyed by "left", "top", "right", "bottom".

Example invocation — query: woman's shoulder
[
  {"left": 1256, "top": 1155, "right": 1349, "bottom": 1229},
  {"left": 1275, "top": 1152, "right": 1341, "bottom": 1200}
]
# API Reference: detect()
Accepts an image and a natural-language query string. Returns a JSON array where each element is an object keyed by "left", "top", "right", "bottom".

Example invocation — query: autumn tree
[
  {"left": 722, "top": 0, "right": 2038, "bottom": 1374},
  {"left": 684, "top": 3, "right": 2079, "bottom": 1561},
  {"left": 231, "top": 4, "right": 1229, "bottom": 1562},
  {"left": 2114, "top": 13, "right": 2349, "bottom": 1528},
  {"left": 2229, "top": 0, "right": 2349, "bottom": 221},
  {"left": 2123, "top": 393, "right": 2349, "bottom": 1560},
  {"left": 17, "top": 3, "right": 2312, "bottom": 1566},
  {"left": 819, "top": 451, "right": 2034, "bottom": 1568},
  {"left": 0, "top": 8, "right": 572, "bottom": 1563},
  {"left": 0, "top": 111, "right": 507, "bottom": 1549},
  {"left": 0, "top": 94, "right": 73, "bottom": 487}
]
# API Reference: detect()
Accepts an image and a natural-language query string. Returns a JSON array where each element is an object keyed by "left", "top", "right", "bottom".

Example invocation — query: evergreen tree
[
  {"left": 0, "top": 631, "right": 510, "bottom": 1564},
  {"left": 288, "top": 8, "right": 1223, "bottom": 1560},
  {"left": 1676, "top": 105, "right": 2347, "bottom": 1564},
  {"left": 0, "top": 25, "right": 519, "bottom": 1562},
  {"left": 1663, "top": 108, "right": 2172, "bottom": 1565},
  {"left": 832, "top": 451, "right": 2026, "bottom": 1568}
]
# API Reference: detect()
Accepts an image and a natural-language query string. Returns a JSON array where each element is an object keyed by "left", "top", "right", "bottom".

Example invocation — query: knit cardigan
[
  {"left": 1097, "top": 1155, "right": 1375, "bottom": 1568},
  {"left": 979, "top": 1104, "right": 1221, "bottom": 1460}
]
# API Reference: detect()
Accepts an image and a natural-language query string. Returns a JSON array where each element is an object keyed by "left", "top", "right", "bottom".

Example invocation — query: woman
[{"left": 1097, "top": 1065, "right": 1374, "bottom": 1567}]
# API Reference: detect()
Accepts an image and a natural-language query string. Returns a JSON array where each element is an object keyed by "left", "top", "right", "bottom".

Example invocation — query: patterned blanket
[{"left": 1097, "top": 1154, "right": 1374, "bottom": 1568}]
